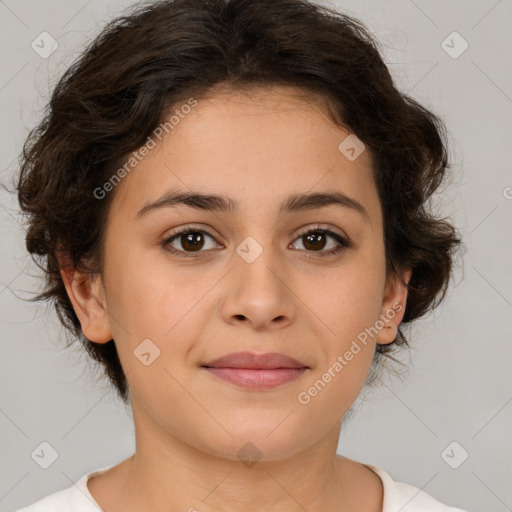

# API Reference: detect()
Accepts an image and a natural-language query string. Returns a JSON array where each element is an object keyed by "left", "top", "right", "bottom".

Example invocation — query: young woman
[{"left": 15, "top": 0, "right": 466, "bottom": 510}]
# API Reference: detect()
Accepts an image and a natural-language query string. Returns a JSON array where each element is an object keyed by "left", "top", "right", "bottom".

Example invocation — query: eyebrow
[{"left": 136, "top": 189, "right": 370, "bottom": 223}]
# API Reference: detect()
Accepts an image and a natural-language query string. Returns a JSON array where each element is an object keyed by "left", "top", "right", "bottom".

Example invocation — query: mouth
[{"left": 201, "top": 351, "right": 309, "bottom": 390}]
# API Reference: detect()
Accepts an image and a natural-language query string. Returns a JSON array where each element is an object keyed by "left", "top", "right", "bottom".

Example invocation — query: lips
[
  {"left": 201, "top": 351, "right": 309, "bottom": 389},
  {"left": 202, "top": 351, "right": 308, "bottom": 370}
]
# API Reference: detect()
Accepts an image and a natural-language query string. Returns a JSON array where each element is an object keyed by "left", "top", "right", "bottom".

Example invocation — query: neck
[
  {"left": 126, "top": 425, "right": 345, "bottom": 511},
  {"left": 89, "top": 395, "right": 383, "bottom": 512}
]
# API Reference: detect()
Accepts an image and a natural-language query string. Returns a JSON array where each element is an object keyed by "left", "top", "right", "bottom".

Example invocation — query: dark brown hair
[{"left": 17, "top": 0, "right": 463, "bottom": 403}]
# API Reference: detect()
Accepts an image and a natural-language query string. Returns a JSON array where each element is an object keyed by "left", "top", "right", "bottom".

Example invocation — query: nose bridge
[{"left": 234, "top": 232, "right": 285, "bottom": 293}]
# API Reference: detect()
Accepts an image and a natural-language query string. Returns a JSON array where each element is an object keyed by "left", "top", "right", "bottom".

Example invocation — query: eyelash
[{"left": 162, "top": 224, "right": 351, "bottom": 259}]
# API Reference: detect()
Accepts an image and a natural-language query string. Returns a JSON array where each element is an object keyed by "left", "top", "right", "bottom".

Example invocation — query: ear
[
  {"left": 57, "top": 251, "right": 113, "bottom": 343},
  {"left": 375, "top": 268, "right": 412, "bottom": 345}
]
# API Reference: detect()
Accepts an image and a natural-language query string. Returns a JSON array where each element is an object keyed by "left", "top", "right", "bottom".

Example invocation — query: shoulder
[
  {"left": 13, "top": 487, "right": 79, "bottom": 512},
  {"left": 12, "top": 465, "right": 113, "bottom": 512},
  {"left": 365, "top": 464, "right": 469, "bottom": 512}
]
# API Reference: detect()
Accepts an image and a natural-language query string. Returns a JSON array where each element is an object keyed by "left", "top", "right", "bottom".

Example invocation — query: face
[{"left": 65, "top": 85, "right": 410, "bottom": 462}]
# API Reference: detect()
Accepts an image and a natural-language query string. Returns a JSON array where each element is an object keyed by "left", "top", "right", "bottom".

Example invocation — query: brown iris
[
  {"left": 180, "top": 232, "right": 205, "bottom": 252},
  {"left": 302, "top": 231, "right": 327, "bottom": 251}
]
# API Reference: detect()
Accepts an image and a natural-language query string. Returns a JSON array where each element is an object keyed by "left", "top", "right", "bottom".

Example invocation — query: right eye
[{"left": 162, "top": 227, "right": 222, "bottom": 257}]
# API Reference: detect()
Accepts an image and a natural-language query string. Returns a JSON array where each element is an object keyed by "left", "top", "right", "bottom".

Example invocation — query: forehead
[{"left": 110, "top": 86, "right": 381, "bottom": 225}]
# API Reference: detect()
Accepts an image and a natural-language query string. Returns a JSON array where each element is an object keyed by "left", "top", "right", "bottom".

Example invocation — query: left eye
[{"left": 289, "top": 228, "right": 350, "bottom": 256}]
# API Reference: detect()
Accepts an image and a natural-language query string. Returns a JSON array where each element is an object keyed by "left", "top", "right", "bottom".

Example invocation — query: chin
[{"left": 199, "top": 421, "right": 312, "bottom": 464}]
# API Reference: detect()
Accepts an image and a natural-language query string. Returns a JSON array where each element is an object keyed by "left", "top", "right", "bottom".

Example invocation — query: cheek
[
  {"left": 108, "top": 265, "right": 211, "bottom": 418},
  {"left": 302, "top": 257, "right": 385, "bottom": 346},
  {"left": 291, "top": 251, "right": 385, "bottom": 407},
  {"left": 104, "top": 243, "right": 205, "bottom": 336},
  {"left": 105, "top": 253, "right": 222, "bottom": 378},
  {"left": 295, "top": 276, "right": 382, "bottom": 416}
]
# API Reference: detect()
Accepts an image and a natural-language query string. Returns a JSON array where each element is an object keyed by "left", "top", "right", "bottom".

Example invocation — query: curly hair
[{"left": 16, "top": 0, "right": 463, "bottom": 403}]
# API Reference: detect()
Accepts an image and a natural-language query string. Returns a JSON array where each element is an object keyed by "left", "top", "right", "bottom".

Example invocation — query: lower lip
[{"left": 202, "top": 367, "right": 308, "bottom": 389}]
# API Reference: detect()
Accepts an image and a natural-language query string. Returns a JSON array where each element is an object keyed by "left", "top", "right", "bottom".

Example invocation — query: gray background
[{"left": 0, "top": 0, "right": 511, "bottom": 511}]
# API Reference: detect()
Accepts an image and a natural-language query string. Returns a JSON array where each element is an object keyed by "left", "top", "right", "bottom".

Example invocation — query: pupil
[
  {"left": 304, "top": 232, "right": 326, "bottom": 251},
  {"left": 182, "top": 232, "right": 204, "bottom": 251}
]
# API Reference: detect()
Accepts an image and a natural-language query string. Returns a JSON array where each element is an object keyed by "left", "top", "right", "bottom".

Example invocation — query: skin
[{"left": 60, "top": 85, "right": 411, "bottom": 512}]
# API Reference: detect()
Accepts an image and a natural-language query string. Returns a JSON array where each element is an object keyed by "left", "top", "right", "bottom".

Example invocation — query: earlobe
[
  {"left": 375, "top": 269, "right": 412, "bottom": 345},
  {"left": 57, "top": 251, "right": 113, "bottom": 344}
]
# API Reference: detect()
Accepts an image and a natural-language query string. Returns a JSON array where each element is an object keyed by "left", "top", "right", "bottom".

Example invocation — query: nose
[{"left": 221, "top": 244, "right": 296, "bottom": 332}]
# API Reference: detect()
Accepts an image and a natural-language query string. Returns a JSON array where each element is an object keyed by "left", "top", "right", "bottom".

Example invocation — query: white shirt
[{"left": 14, "top": 463, "right": 468, "bottom": 512}]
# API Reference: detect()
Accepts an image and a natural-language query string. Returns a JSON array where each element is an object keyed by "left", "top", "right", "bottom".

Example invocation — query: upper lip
[{"left": 202, "top": 351, "right": 308, "bottom": 369}]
